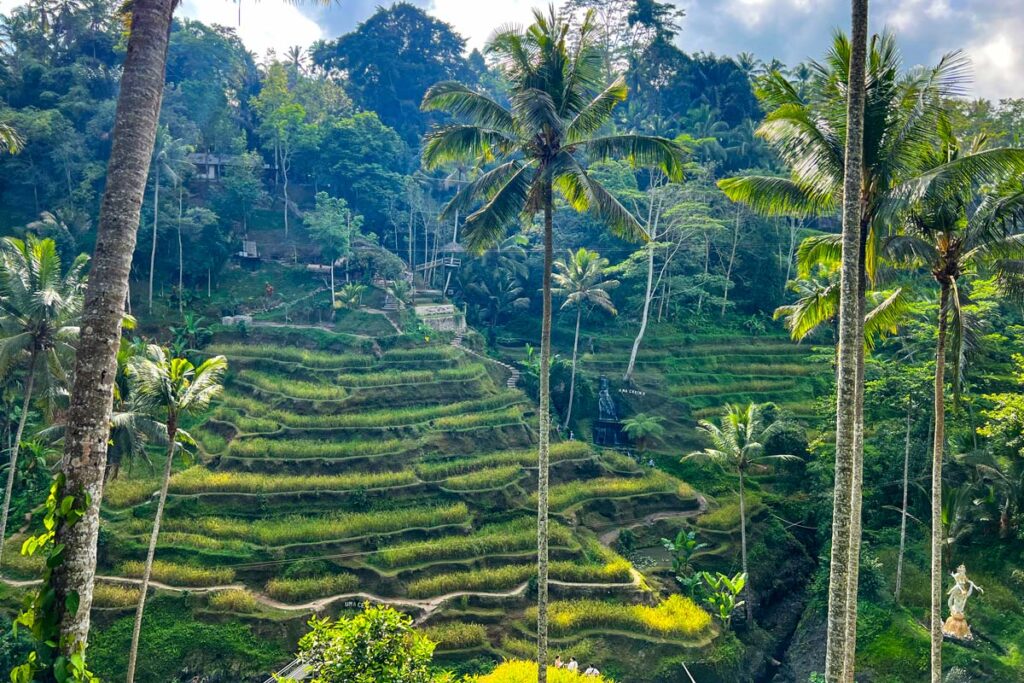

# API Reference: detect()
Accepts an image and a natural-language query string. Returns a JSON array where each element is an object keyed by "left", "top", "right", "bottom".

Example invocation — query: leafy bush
[
  {"left": 265, "top": 573, "right": 360, "bottom": 602},
  {"left": 92, "top": 583, "right": 140, "bottom": 608},
  {"left": 207, "top": 588, "right": 259, "bottom": 613},
  {"left": 407, "top": 564, "right": 534, "bottom": 598},
  {"left": 169, "top": 466, "right": 416, "bottom": 494},
  {"left": 119, "top": 560, "right": 234, "bottom": 586},
  {"left": 537, "top": 595, "right": 711, "bottom": 639},
  {"left": 159, "top": 503, "right": 470, "bottom": 546},
  {"left": 422, "top": 622, "right": 488, "bottom": 650}
]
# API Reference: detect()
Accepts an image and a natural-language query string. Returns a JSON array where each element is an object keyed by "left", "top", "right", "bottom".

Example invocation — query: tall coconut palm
[
  {"left": 0, "top": 235, "right": 87, "bottom": 569},
  {"left": 147, "top": 127, "right": 193, "bottom": 314},
  {"left": 124, "top": 346, "right": 226, "bottom": 683},
  {"left": 51, "top": 0, "right": 328, "bottom": 659},
  {"left": 886, "top": 127, "right": 1024, "bottom": 681},
  {"left": 552, "top": 248, "right": 618, "bottom": 428},
  {"left": 420, "top": 8, "right": 685, "bottom": 679},
  {"left": 719, "top": 29, "right": 1024, "bottom": 678},
  {"left": 685, "top": 403, "right": 797, "bottom": 622}
]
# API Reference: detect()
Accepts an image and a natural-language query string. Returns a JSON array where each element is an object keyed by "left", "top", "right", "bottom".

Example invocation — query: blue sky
[{"left": 3, "top": 0, "right": 1020, "bottom": 99}]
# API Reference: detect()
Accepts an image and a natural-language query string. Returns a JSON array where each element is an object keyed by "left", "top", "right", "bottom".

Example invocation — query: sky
[{"left": 2, "top": 0, "right": 1021, "bottom": 99}]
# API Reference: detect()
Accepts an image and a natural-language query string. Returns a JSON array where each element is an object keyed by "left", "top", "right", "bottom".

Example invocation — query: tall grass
[
  {"left": 432, "top": 407, "right": 524, "bottom": 431},
  {"left": 406, "top": 564, "right": 534, "bottom": 598},
  {"left": 474, "top": 661, "right": 613, "bottom": 683},
  {"left": 205, "top": 343, "right": 372, "bottom": 369},
  {"left": 534, "top": 595, "right": 711, "bottom": 638},
  {"left": 265, "top": 573, "right": 360, "bottom": 602},
  {"left": 535, "top": 472, "right": 694, "bottom": 511},
  {"left": 104, "top": 477, "right": 159, "bottom": 508},
  {"left": 235, "top": 370, "right": 349, "bottom": 400},
  {"left": 157, "top": 532, "right": 252, "bottom": 553},
  {"left": 381, "top": 347, "right": 459, "bottom": 363},
  {"left": 208, "top": 588, "right": 259, "bottom": 612},
  {"left": 335, "top": 364, "right": 484, "bottom": 388},
  {"left": 422, "top": 622, "right": 488, "bottom": 650},
  {"left": 227, "top": 436, "right": 417, "bottom": 460},
  {"left": 549, "top": 559, "right": 632, "bottom": 584},
  {"left": 119, "top": 560, "right": 235, "bottom": 586},
  {"left": 92, "top": 583, "right": 141, "bottom": 608},
  {"left": 670, "top": 379, "right": 797, "bottom": 397},
  {"left": 159, "top": 503, "right": 470, "bottom": 546},
  {"left": 415, "top": 442, "right": 592, "bottom": 481},
  {"left": 168, "top": 466, "right": 416, "bottom": 494},
  {"left": 441, "top": 465, "right": 523, "bottom": 491}
]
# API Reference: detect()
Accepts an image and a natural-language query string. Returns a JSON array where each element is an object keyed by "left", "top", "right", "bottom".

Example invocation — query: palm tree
[
  {"left": 621, "top": 412, "right": 665, "bottom": 454},
  {"left": 685, "top": 403, "right": 796, "bottom": 623},
  {"left": 51, "top": 0, "right": 329, "bottom": 663},
  {"left": 420, "top": 9, "right": 685, "bottom": 678},
  {"left": 0, "top": 235, "right": 87, "bottom": 569},
  {"left": 886, "top": 127, "right": 1024, "bottom": 680},
  {"left": 553, "top": 248, "right": 617, "bottom": 428},
  {"left": 147, "top": 127, "right": 193, "bottom": 314},
  {"left": 124, "top": 346, "right": 226, "bottom": 683},
  {"left": 718, "top": 30, "right": 1024, "bottom": 679}
]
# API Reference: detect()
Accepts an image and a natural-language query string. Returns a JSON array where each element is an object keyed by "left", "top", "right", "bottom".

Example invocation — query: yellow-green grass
[
  {"left": 168, "top": 466, "right": 416, "bottom": 494},
  {"left": 205, "top": 343, "right": 372, "bottom": 369},
  {"left": 104, "top": 476, "right": 160, "bottom": 508},
  {"left": 157, "top": 532, "right": 252, "bottom": 553},
  {"left": 381, "top": 347, "right": 460, "bottom": 363},
  {"left": 415, "top": 442, "right": 592, "bottom": 481},
  {"left": 670, "top": 379, "right": 797, "bottom": 398},
  {"left": 234, "top": 370, "right": 348, "bottom": 400},
  {"left": 432, "top": 407, "right": 524, "bottom": 431},
  {"left": 598, "top": 449, "right": 642, "bottom": 473},
  {"left": 406, "top": 564, "right": 534, "bottom": 598},
  {"left": 372, "top": 518, "right": 573, "bottom": 569},
  {"left": 536, "top": 472, "right": 693, "bottom": 511},
  {"left": 92, "top": 582, "right": 140, "bottom": 608},
  {"left": 423, "top": 622, "right": 488, "bottom": 650},
  {"left": 335, "top": 364, "right": 484, "bottom": 388},
  {"left": 264, "top": 573, "right": 360, "bottom": 602},
  {"left": 474, "top": 660, "right": 613, "bottom": 683},
  {"left": 697, "top": 492, "right": 763, "bottom": 531},
  {"left": 536, "top": 595, "right": 711, "bottom": 639},
  {"left": 156, "top": 503, "right": 470, "bottom": 546},
  {"left": 549, "top": 559, "right": 632, "bottom": 584},
  {"left": 119, "top": 560, "right": 235, "bottom": 586},
  {"left": 227, "top": 436, "right": 417, "bottom": 460},
  {"left": 442, "top": 465, "right": 522, "bottom": 491},
  {"left": 207, "top": 588, "right": 259, "bottom": 612}
]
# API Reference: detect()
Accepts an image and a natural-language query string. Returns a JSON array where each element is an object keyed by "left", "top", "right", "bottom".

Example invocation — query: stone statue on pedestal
[{"left": 942, "top": 564, "right": 983, "bottom": 640}]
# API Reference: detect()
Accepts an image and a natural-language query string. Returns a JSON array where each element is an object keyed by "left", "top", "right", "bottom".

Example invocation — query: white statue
[{"left": 942, "top": 564, "right": 983, "bottom": 640}]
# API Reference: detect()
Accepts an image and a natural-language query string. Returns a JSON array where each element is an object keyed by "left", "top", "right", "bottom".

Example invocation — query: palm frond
[
  {"left": 461, "top": 162, "right": 536, "bottom": 253},
  {"left": 719, "top": 176, "right": 836, "bottom": 218},
  {"left": 421, "top": 125, "right": 513, "bottom": 170},
  {"left": 554, "top": 158, "right": 645, "bottom": 241},
  {"left": 565, "top": 77, "right": 627, "bottom": 143},
  {"left": 583, "top": 134, "right": 687, "bottom": 182},
  {"left": 421, "top": 81, "right": 515, "bottom": 133}
]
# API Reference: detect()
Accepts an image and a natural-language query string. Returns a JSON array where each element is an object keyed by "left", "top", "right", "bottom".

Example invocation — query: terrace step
[{"left": 453, "top": 333, "right": 519, "bottom": 390}]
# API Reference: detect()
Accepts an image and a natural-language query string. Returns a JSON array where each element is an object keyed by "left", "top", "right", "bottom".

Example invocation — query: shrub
[
  {"left": 441, "top": 465, "right": 522, "bottom": 491},
  {"left": 536, "top": 472, "right": 694, "bottom": 511},
  {"left": 474, "top": 660, "right": 613, "bottom": 682},
  {"left": 422, "top": 622, "right": 488, "bottom": 650},
  {"left": 208, "top": 588, "right": 259, "bottom": 613},
  {"left": 407, "top": 564, "right": 534, "bottom": 598},
  {"left": 235, "top": 370, "right": 349, "bottom": 400},
  {"left": 169, "top": 466, "right": 416, "bottom": 494},
  {"left": 119, "top": 560, "right": 235, "bottom": 586},
  {"left": 92, "top": 582, "right": 140, "bottom": 608},
  {"left": 160, "top": 503, "right": 470, "bottom": 546},
  {"left": 536, "top": 595, "right": 711, "bottom": 639},
  {"left": 265, "top": 574, "right": 360, "bottom": 602},
  {"left": 228, "top": 436, "right": 416, "bottom": 460},
  {"left": 104, "top": 477, "right": 159, "bottom": 508}
]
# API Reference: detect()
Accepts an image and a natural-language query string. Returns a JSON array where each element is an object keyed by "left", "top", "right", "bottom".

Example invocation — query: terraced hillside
[{"left": 85, "top": 328, "right": 716, "bottom": 681}]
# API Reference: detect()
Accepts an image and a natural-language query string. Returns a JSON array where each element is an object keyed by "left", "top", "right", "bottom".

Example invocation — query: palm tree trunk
[
  {"left": 0, "top": 352, "right": 37, "bottom": 570},
  {"left": 536, "top": 182, "right": 553, "bottom": 683},
  {"left": 177, "top": 184, "right": 183, "bottom": 315},
  {"left": 823, "top": 0, "right": 868, "bottom": 679},
  {"left": 720, "top": 208, "right": 740, "bottom": 318},
  {"left": 624, "top": 240, "right": 654, "bottom": 383},
  {"left": 697, "top": 233, "right": 710, "bottom": 314},
  {"left": 930, "top": 281, "right": 950, "bottom": 683},
  {"left": 148, "top": 165, "right": 159, "bottom": 314},
  {"left": 738, "top": 468, "right": 752, "bottom": 622},
  {"left": 895, "top": 399, "right": 912, "bottom": 603},
  {"left": 52, "top": 0, "right": 176, "bottom": 658},
  {"left": 282, "top": 151, "right": 290, "bottom": 238},
  {"left": 126, "top": 425, "right": 176, "bottom": 683},
  {"left": 563, "top": 306, "right": 582, "bottom": 430}
]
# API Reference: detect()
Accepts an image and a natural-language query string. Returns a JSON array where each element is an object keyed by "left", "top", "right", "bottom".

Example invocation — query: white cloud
[
  {"left": 177, "top": 0, "right": 322, "bottom": 59},
  {"left": 965, "top": 27, "right": 1024, "bottom": 100},
  {"left": 427, "top": 0, "right": 537, "bottom": 51}
]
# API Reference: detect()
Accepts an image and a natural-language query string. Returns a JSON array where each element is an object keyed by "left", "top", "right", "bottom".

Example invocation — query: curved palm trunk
[
  {"left": 930, "top": 282, "right": 950, "bottom": 683},
  {"left": 52, "top": 0, "right": 176, "bottom": 658},
  {"left": 624, "top": 240, "right": 654, "bottom": 383},
  {"left": 824, "top": 0, "right": 868, "bottom": 679},
  {"left": 894, "top": 399, "right": 912, "bottom": 603},
  {"left": 0, "top": 353, "right": 37, "bottom": 570},
  {"left": 563, "top": 306, "right": 582, "bottom": 430},
  {"left": 148, "top": 165, "right": 159, "bottom": 313},
  {"left": 738, "top": 468, "right": 752, "bottom": 622},
  {"left": 126, "top": 426, "right": 176, "bottom": 683},
  {"left": 536, "top": 185, "right": 553, "bottom": 683},
  {"left": 177, "top": 184, "right": 183, "bottom": 315},
  {"left": 719, "top": 208, "right": 740, "bottom": 318}
]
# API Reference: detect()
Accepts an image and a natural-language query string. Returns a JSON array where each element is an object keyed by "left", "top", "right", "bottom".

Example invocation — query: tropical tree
[
  {"left": 124, "top": 346, "right": 226, "bottom": 683},
  {"left": 621, "top": 412, "right": 664, "bottom": 453},
  {"left": 304, "top": 192, "right": 363, "bottom": 306},
  {"left": 718, "top": 29, "right": 1024, "bottom": 679},
  {"left": 0, "top": 235, "right": 87, "bottom": 569},
  {"left": 886, "top": 127, "right": 1024, "bottom": 679},
  {"left": 335, "top": 283, "right": 367, "bottom": 311},
  {"left": 147, "top": 127, "right": 193, "bottom": 313},
  {"left": 685, "top": 403, "right": 796, "bottom": 622},
  {"left": 552, "top": 248, "right": 618, "bottom": 428},
  {"left": 48, "top": 0, "right": 329, "bottom": 667},
  {"left": 419, "top": 9, "right": 685, "bottom": 678}
]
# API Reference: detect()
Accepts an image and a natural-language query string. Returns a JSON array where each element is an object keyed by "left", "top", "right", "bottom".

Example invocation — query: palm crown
[
  {"left": 421, "top": 6, "right": 686, "bottom": 251},
  {"left": 686, "top": 403, "right": 797, "bottom": 472},
  {"left": 552, "top": 248, "right": 618, "bottom": 314},
  {"left": 127, "top": 345, "right": 227, "bottom": 437}
]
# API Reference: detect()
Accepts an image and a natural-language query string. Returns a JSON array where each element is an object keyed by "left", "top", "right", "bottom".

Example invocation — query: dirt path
[{"left": 597, "top": 494, "right": 709, "bottom": 546}]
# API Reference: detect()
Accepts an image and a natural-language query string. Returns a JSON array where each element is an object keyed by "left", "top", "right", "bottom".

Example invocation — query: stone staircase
[{"left": 452, "top": 332, "right": 519, "bottom": 390}]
